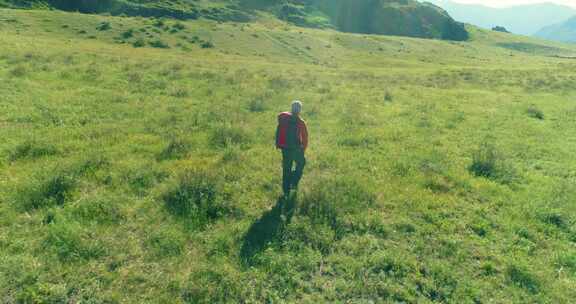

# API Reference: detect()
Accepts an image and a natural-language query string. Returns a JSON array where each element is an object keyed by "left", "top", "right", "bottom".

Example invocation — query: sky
[{"left": 450, "top": 0, "right": 576, "bottom": 8}]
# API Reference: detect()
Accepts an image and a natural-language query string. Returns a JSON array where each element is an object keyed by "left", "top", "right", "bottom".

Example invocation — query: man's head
[{"left": 291, "top": 100, "right": 302, "bottom": 115}]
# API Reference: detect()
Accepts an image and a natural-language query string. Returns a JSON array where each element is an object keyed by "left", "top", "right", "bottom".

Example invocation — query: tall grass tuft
[
  {"left": 149, "top": 39, "right": 170, "bottom": 49},
  {"left": 9, "top": 65, "right": 27, "bottom": 77},
  {"left": 44, "top": 221, "right": 105, "bottom": 262},
  {"left": 506, "top": 264, "right": 540, "bottom": 294},
  {"left": 299, "top": 177, "right": 376, "bottom": 237},
  {"left": 161, "top": 170, "right": 235, "bottom": 228},
  {"left": 70, "top": 193, "right": 126, "bottom": 225},
  {"left": 469, "top": 142, "right": 517, "bottom": 184},
  {"left": 146, "top": 228, "right": 185, "bottom": 258},
  {"left": 15, "top": 171, "right": 76, "bottom": 211},
  {"left": 247, "top": 98, "right": 266, "bottom": 112},
  {"left": 526, "top": 105, "right": 544, "bottom": 120},
  {"left": 157, "top": 137, "right": 191, "bottom": 161},
  {"left": 96, "top": 21, "right": 111, "bottom": 31},
  {"left": 210, "top": 125, "right": 251, "bottom": 148},
  {"left": 7, "top": 140, "right": 58, "bottom": 163}
]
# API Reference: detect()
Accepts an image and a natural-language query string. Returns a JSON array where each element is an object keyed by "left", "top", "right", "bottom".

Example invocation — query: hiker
[{"left": 276, "top": 100, "right": 309, "bottom": 196}]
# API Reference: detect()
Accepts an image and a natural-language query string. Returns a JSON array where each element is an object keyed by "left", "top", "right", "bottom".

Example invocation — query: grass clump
[
  {"left": 539, "top": 211, "right": 569, "bottom": 230},
  {"left": 146, "top": 228, "right": 185, "bottom": 258},
  {"left": 96, "top": 21, "right": 111, "bottom": 31},
  {"left": 157, "top": 137, "right": 191, "bottom": 161},
  {"left": 149, "top": 39, "right": 170, "bottom": 49},
  {"left": 209, "top": 125, "right": 251, "bottom": 148},
  {"left": 44, "top": 221, "right": 105, "bottom": 262},
  {"left": 527, "top": 105, "right": 544, "bottom": 120},
  {"left": 200, "top": 41, "right": 215, "bottom": 49},
  {"left": 299, "top": 177, "right": 376, "bottom": 237},
  {"left": 468, "top": 142, "right": 517, "bottom": 184},
  {"left": 384, "top": 91, "right": 393, "bottom": 102},
  {"left": 506, "top": 264, "right": 540, "bottom": 294},
  {"left": 556, "top": 253, "right": 576, "bottom": 275},
  {"left": 132, "top": 38, "right": 145, "bottom": 48},
  {"left": 153, "top": 19, "right": 165, "bottom": 28},
  {"left": 167, "top": 86, "right": 189, "bottom": 98},
  {"left": 7, "top": 140, "right": 58, "bottom": 162},
  {"left": 15, "top": 283, "right": 68, "bottom": 304},
  {"left": 120, "top": 29, "right": 134, "bottom": 39},
  {"left": 8, "top": 65, "right": 26, "bottom": 77},
  {"left": 247, "top": 98, "right": 266, "bottom": 112},
  {"left": 14, "top": 170, "right": 76, "bottom": 211},
  {"left": 70, "top": 193, "right": 125, "bottom": 225},
  {"left": 161, "top": 169, "right": 234, "bottom": 228},
  {"left": 123, "top": 165, "right": 166, "bottom": 196}
]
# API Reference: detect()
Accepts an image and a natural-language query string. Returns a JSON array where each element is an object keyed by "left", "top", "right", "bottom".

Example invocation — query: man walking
[{"left": 276, "top": 100, "right": 309, "bottom": 196}]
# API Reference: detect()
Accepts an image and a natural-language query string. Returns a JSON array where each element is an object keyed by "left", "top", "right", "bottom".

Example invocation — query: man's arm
[
  {"left": 275, "top": 124, "right": 280, "bottom": 149},
  {"left": 301, "top": 122, "right": 309, "bottom": 151}
]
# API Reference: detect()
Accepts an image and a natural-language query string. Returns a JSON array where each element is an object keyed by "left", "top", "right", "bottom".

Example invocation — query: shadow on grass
[{"left": 240, "top": 195, "right": 296, "bottom": 266}]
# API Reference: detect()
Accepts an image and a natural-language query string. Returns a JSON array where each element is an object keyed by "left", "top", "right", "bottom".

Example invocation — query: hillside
[
  {"left": 536, "top": 17, "right": 576, "bottom": 43},
  {"left": 0, "top": 0, "right": 469, "bottom": 40},
  {"left": 429, "top": 0, "right": 576, "bottom": 36},
  {"left": 1, "top": 7, "right": 576, "bottom": 303}
]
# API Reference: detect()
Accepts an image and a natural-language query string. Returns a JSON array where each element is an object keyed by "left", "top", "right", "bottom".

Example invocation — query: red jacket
[{"left": 276, "top": 112, "right": 308, "bottom": 150}]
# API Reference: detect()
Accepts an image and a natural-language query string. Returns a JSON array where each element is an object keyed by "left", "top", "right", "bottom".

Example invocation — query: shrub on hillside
[
  {"left": 120, "top": 29, "right": 134, "bottom": 39},
  {"left": 492, "top": 26, "right": 510, "bottom": 33},
  {"left": 96, "top": 21, "right": 111, "bottom": 31},
  {"left": 153, "top": 19, "right": 165, "bottom": 28},
  {"left": 200, "top": 41, "right": 215, "bottom": 49},
  {"left": 149, "top": 39, "right": 170, "bottom": 49},
  {"left": 7, "top": 140, "right": 58, "bottom": 162},
  {"left": 161, "top": 170, "right": 235, "bottom": 228},
  {"left": 15, "top": 170, "right": 76, "bottom": 211},
  {"left": 173, "top": 22, "right": 186, "bottom": 31},
  {"left": 132, "top": 38, "right": 145, "bottom": 48}
]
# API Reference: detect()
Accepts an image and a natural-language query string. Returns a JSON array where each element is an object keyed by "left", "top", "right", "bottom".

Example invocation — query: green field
[{"left": 1, "top": 8, "right": 576, "bottom": 303}]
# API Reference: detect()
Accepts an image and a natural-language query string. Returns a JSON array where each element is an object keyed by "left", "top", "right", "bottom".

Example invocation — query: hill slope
[
  {"left": 536, "top": 17, "right": 576, "bottom": 43},
  {"left": 0, "top": 0, "right": 469, "bottom": 40},
  {"left": 429, "top": 0, "right": 576, "bottom": 35},
  {"left": 1, "top": 7, "right": 576, "bottom": 303}
]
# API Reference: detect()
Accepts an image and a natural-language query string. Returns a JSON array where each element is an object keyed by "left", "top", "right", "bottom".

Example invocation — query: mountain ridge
[
  {"left": 0, "top": 0, "right": 469, "bottom": 41},
  {"left": 427, "top": 0, "right": 576, "bottom": 35},
  {"left": 535, "top": 16, "right": 576, "bottom": 43}
]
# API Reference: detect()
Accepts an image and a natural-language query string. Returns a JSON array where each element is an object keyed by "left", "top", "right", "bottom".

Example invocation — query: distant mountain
[
  {"left": 426, "top": 0, "right": 576, "bottom": 35},
  {"left": 1, "top": 0, "right": 470, "bottom": 41},
  {"left": 535, "top": 16, "right": 576, "bottom": 43}
]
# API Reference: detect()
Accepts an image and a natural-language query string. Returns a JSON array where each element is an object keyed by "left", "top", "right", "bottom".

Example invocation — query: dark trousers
[{"left": 282, "top": 148, "right": 306, "bottom": 194}]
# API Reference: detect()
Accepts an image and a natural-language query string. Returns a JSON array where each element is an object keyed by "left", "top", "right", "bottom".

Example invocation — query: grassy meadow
[{"left": 1, "top": 8, "right": 576, "bottom": 303}]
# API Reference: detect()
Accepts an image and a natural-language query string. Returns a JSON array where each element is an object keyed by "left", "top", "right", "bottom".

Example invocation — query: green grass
[{"left": 1, "top": 8, "right": 576, "bottom": 303}]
